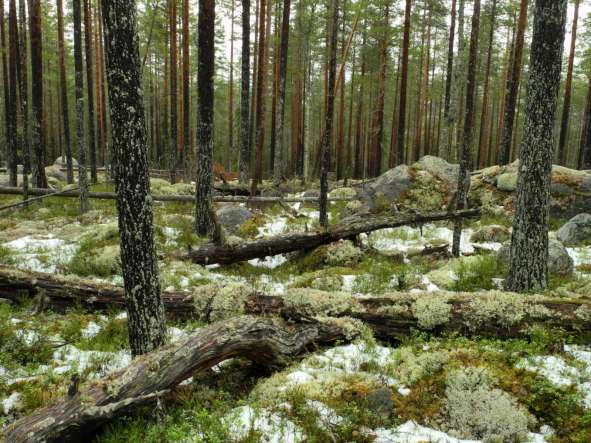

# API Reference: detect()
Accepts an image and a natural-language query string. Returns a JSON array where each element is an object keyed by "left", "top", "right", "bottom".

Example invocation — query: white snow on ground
[
  {"left": 258, "top": 217, "right": 289, "bottom": 237},
  {"left": 52, "top": 345, "right": 132, "bottom": 378},
  {"left": 81, "top": 321, "right": 102, "bottom": 339},
  {"left": 306, "top": 400, "right": 343, "bottom": 427},
  {"left": 567, "top": 246, "right": 591, "bottom": 273},
  {"left": 518, "top": 345, "right": 591, "bottom": 408},
  {"left": 2, "top": 235, "right": 77, "bottom": 273},
  {"left": 342, "top": 275, "right": 357, "bottom": 292},
  {"left": 248, "top": 254, "right": 287, "bottom": 269},
  {"left": 225, "top": 405, "right": 304, "bottom": 443},
  {"left": 1, "top": 392, "right": 22, "bottom": 414}
]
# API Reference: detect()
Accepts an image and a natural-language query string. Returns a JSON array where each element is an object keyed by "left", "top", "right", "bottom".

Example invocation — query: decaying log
[
  {"left": 0, "top": 186, "right": 353, "bottom": 203},
  {"left": 2, "top": 316, "right": 349, "bottom": 443},
  {"left": 185, "top": 208, "right": 481, "bottom": 265},
  {"left": 1, "top": 266, "right": 590, "bottom": 341}
]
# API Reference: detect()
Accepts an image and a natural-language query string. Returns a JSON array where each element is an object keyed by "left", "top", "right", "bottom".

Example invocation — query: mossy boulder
[
  {"left": 216, "top": 206, "right": 254, "bottom": 234},
  {"left": 496, "top": 172, "right": 517, "bottom": 192},
  {"left": 556, "top": 213, "right": 591, "bottom": 246},
  {"left": 497, "top": 239, "right": 574, "bottom": 277},
  {"left": 402, "top": 170, "right": 446, "bottom": 211},
  {"left": 470, "top": 225, "right": 510, "bottom": 243},
  {"left": 413, "top": 155, "right": 459, "bottom": 190}
]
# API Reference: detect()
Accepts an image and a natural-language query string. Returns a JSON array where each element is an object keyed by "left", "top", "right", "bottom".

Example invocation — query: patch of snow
[
  {"left": 2, "top": 235, "right": 77, "bottom": 273},
  {"left": 249, "top": 254, "right": 287, "bottom": 269},
  {"left": 1, "top": 392, "right": 22, "bottom": 414},
  {"left": 342, "top": 275, "right": 357, "bottom": 292},
  {"left": 52, "top": 345, "right": 131, "bottom": 377},
  {"left": 114, "top": 312, "right": 127, "bottom": 320},
  {"left": 306, "top": 400, "right": 343, "bottom": 427},
  {"left": 225, "top": 405, "right": 304, "bottom": 443},
  {"left": 517, "top": 356, "right": 577, "bottom": 387},
  {"left": 372, "top": 421, "right": 479, "bottom": 443},
  {"left": 15, "top": 329, "right": 40, "bottom": 345},
  {"left": 81, "top": 321, "right": 102, "bottom": 339},
  {"left": 286, "top": 371, "right": 314, "bottom": 384},
  {"left": 258, "top": 217, "right": 289, "bottom": 237},
  {"left": 168, "top": 327, "right": 189, "bottom": 343}
]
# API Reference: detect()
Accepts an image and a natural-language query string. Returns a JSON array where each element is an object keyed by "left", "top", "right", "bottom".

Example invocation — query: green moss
[
  {"left": 451, "top": 254, "right": 499, "bottom": 292},
  {"left": 403, "top": 171, "right": 446, "bottom": 211},
  {"left": 237, "top": 216, "right": 266, "bottom": 239},
  {"left": 290, "top": 271, "right": 343, "bottom": 291},
  {"left": 0, "top": 245, "right": 16, "bottom": 265}
]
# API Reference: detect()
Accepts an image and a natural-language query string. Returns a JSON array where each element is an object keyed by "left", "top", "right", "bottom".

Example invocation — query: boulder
[
  {"left": 556, "top": 213, "right": 591, "bottom": 246},
  {"left": 580, "top": 176, "right": 591, "bottom": 193},
  {"left": 413, "top": 155, "right": 459, "bottom": 188},
  {"left": 496, "top": 172, "right": 517, "bottom": 192},
  {"left": 362, "top": 387, "right": 394, "bottom": 419},
  {"left": 369, "top": 164, "right": 412, "bottom": 201},
  {"left": 216, "top": 206, "right": 254, "bottom": 234},
  {"left": 45, "top": 165, "right": 67, "bottom": 182},
  {"left": 470, "top": 225, "right": 510, "bottom": 243},
  {"left": 497, "top": 239, "right": 573, "bottom": 276},
  {"left": 53, "top": 156, "right": 78, "bottom": 168},
  {"left": 550, "top": 182, "right": 573, "bottom": 197}
]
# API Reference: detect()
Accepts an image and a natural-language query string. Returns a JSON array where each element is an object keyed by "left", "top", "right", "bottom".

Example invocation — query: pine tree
[
  {"left": 239, "top": 0, "right": 251, "bottom": 184},
  {"left": 101, "top": 0, "right": 167, "bottom": 356},
  {"left": 505, "top": 0, "right": 568, "bottom": 293},
  {"left": 73, "top": 0, "right": 88, "bottom": 213},
  {"left": 84, "top": 0, "right": 97, "bottom": 183},
  {"left": 396, "top": 0, "right": 411, "bottom": 166},
  {"left": 57, "top": 0, "right": 74, "bottom": 184}
]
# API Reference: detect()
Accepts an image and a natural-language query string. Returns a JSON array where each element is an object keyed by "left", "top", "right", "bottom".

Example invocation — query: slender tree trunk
[
  {"left": 319, "top": 0, "right": 338, "bottom": 228},
  {"left": 28, "top": 0, "right": 46, "bottom": 188},
  {"left": 101, "top": 0, "right": 166, "bottom": 355},
  {"left": 228, "top": 0, "right": 235, "bottom": 171},
  {"left": 6, "top": 0, "right": 18, "bottom": 187},
  {"left": 182, "top": 0, "right": 190, "bottom": 181},
  {"left": 579, "top": 76, "right": 591, "bottom": 170},
  {"left": 83, "top": 0, "right": 97, "bottom": 183},
  {"left": 273, "top": 0, "right": 291, "bottom": 183},
  {"left": 452, "top": 0, "right": 481, "bottom": 257},
  {"left": 439, "top": 0, "right": 456, "bottom": 160},
  {"left": 557, "top": 0, "right": 579, "bottom": 166},
  {"left": 17, "top": 0, "right": 28, "bottom": 202},
  {"left": 505, "top": 0, "right": 567, "bottom": 292},
  {"left": 73, "top": 0, "right": 88, "bottom": 213},
  {"left": 477, "top": 0, "right": 496, "bottom": 169},
  {"left": 57, "top": 0, "right": 73, "bottom": 184},
  {"left": 194, "top": 0, "right": 216, "bottom": 236},
  {"left": 169, "top": 0, "right": 178, "bottom": 184},
  {"left": 250, "top": 0, "right": 268, "bottom": 195},
  {"left": 498, "top": 0, "right": 528, "bottom": 165},
  {"left": 396, "top": 0, "right": 411, "bottom": 165},
  {"left": 370, "top": 6, "right": 388, "bottom": 177},
  {"left": 239, "top": 0, "right": 251, "bottom": 184},
  {"left": 354, "top": 34, "right": 366, "bottom": 179},
  {"left": 0, "top": 1, "right": 13, "bottom": 186}
]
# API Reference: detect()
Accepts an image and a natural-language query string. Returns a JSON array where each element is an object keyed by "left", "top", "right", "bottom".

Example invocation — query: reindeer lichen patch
[
  {"left": 413, "top": 295, "right": 451, "bottom": 329},
  {"left": 192, "top": 283, "right": 253, "bottom": 322},
  {"left": 282, "top": 288, "right": 358, "bottom": 317}
]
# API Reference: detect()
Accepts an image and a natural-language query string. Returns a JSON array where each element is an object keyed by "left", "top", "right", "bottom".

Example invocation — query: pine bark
[
  {"left": 579, "top": 76, "right": 591, "bottom": 170},
  {"left": 28, "top": 0, "right": 46, "bottom": 188},
  {"left": 6, "top": 0, "right": 18, "bottom": 187},
  {"left": 73, "top": 0, "right": 89, "bottom": 213},
  {"left": 16, "top": 0, "right": 28, "bottom": 201},
  {"left": 169, "top": 0, "right": 178, "bottom": 184},
  {"left": 273, "top": 0, "right": 291, "bottom": 183},
  {"left": 396, "top": 0, "right": 411, "bottom": 166},
  {"left": 194, "top": 0, "right": 216, "bottom": 236},
  {"left": 319, "top": 0, "right": 338, "bottom": 228},
  {"left": 101, "top": 0, "right": 167, "bottom": 355},
  {"left": 498, "top": 0, "right": 528, "bottom": 165},
  {"left": 182, "top": 0, "right": 190, "bottom": 180},
  {"left": 0, "top": 2, "right": 10, "bottom": 185},
  {"left": 505, "top": 0, "right": 567, "bottom": 293},
  {"left": 83, "top": 0, "right": 97, "bottom": 183},
  {"left": 239, "top": 0, "right": 251, "bottom": 184},
  {"left": 452, "top": 0, "right": 481, "bottom": 257},
  {"left": 228, "top": 0, "right": 235, "bottom": 171},
  {"left": 57, "top": 0, "right": 73, "bottom": 184},
  {"left": 557, "top": 0, "right": 579, "bottom": 166}
]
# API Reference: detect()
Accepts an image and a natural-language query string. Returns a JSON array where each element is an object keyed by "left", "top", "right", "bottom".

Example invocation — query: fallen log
[
  {"left": 0, "top": 186, "right": 353, "bottom": 204},
  {"left": 1, "top": 266, "right": 589, "bottom": 341},
  {"left": 2, "top": 316, "right": 349, "bottom": 443},
  {"left": 185, "top": 208, "right": 482, "bottom": 265}
]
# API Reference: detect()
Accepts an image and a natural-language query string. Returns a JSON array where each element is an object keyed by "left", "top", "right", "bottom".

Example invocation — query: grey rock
[
  {"left": 216, "top": 206, "right": 254, "bottom": 234},
  {"left": 260, "top": 187, "right": 283, "bottom": 198},
  {"left": 551, "top": 183, "right": 573, "bottom": 197},
  {"left": 53, "top": 156, "right": 79, "bottom": 168},
  {"left": 363, "top": 387, "right": 394, "bottom": 419},
  {"left": 413, "top": 155, "right": 459, "bottom": 187},
  {"left": 45, "top": 165, "right": 67, "bottom": 182},
  {"left": 580, "top": 176, "right": 591, "bottom": 193},
  {"left": 497, "top": 239, "right": 573, "bottom": 276},
  {"left": 556, "top": 213, "right": 591, "bottom": 246},
  {"left": 496, "top": 172, "right": 518, "bottom": 192},
  {"left": 369, "top": 164, "right": 413, "bottom": 202}
]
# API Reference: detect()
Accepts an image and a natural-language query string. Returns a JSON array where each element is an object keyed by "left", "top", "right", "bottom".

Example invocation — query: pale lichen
[
  {"left": 413, "top": 295, "right": 451, "bottom": 330},
  {"left": 282, "top": 288, "right": 359, "bottom": 317},
  {"left": 192, "top": 282, "right": 253, "bottom": 322}
]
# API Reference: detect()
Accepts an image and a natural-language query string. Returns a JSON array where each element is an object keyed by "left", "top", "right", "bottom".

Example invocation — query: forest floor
[{"left": 0, "top": 165, "right": 591, "bottom": 442}]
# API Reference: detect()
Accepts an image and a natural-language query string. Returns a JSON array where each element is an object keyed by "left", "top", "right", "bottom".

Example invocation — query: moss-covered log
[
  {"left": 1, "top": 266, "right": 590, "bottom": 340},
  {"left": 186, "top": 208, "right": 481, "bottom": 265},
  {"left": 2, "top": 316, "right": 349, "bottom": 443}
]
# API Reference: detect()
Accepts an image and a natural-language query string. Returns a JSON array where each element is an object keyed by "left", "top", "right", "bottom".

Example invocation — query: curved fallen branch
[
  {"left": 185, "top": 208, "right": 482, "bottom": 266},
  {"left": 2, "top": 316, "right": 349, "bottom": 443}
]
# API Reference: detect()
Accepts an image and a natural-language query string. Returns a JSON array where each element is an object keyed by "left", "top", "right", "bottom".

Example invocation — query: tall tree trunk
[
  {"left": 396, "top": 0, "right": 411, "bottom": 166},
  {"left": 273, "top": 0, "right": 291, "bottom": 183},
  {"left": 250, "top": 0, "right": 268, "bottom": 195},
  {"left": 505, "top": 0, "right": 567, "bottom": 292},
  {"left": 169, "top": 0, "right": 178, "bottom": 184},
  {"left": 73, "top": 0, "right": 88, "bottom": 213},
  {"left": 28, "top": 0, "right": 46, "bottom": 188},
  {"left": 452, "top": 0, "right": 481, "bottom": 257},
  {"left": 228, "top": 0, "right": 235, "bottom": 171},
  {"left": 498, "top": 0, "right": 528, "bottom": 165},
  {"left": 17, "top": 0, "right": 29, "bottom": 201},
  {"left": 557, "top": 0, "right": 579, "bottom": 166},
  {"left": 57, "top": 0, "right": 73, "bottom": 184},
  {"left": 182, "top": 0, "right": 190, "bottom": 180},
  {"left": 353, "top": 33, "right": 366, "bottom": 179},
  {"left": 101, "top": 0, "right": 166, "bottom": 355},
  {"left": 0, "top": 1, "right": 13, "bottom": 186},
  {"left": 6, "top": 0, "right": 18, "bottom": 187},
  {"left": 476, "top": 0, "right": 496, "bottom": 169},
  {"left": 83, "top": 0, "right": 97, "bottom": 183},
  {"left": 319, "top": 0, "right": 338, "bottom": 228},
  {"left": 239, "top": 0, "right": 251, "bottom": 184},
  {"left": 439, "top": 0, "right": 456, "bottom": 160},
  {"left": 194, "top": 0, "right": 216, "bottom": 236},
  {"left": 579, "top": 76, "right": 591, "bottom": 170}
]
